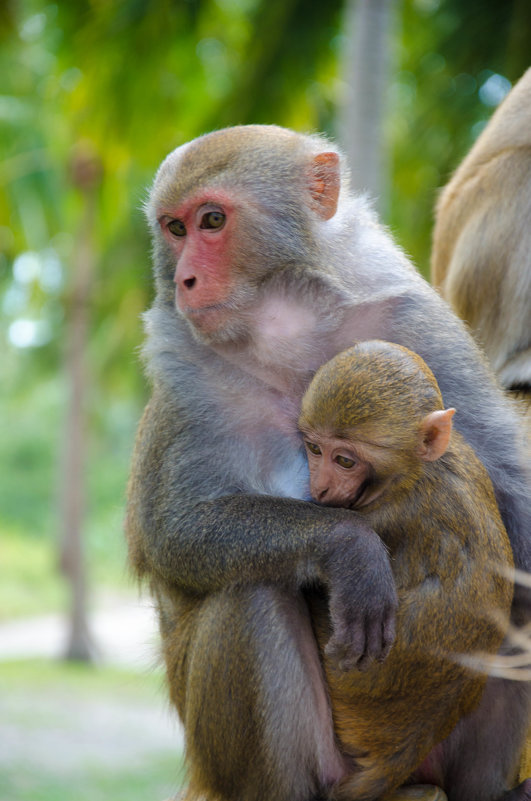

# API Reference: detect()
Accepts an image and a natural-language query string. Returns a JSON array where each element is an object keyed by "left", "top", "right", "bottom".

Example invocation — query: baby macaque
[{"left": 298, "top": 340, "right": 514, "bottom": 801}]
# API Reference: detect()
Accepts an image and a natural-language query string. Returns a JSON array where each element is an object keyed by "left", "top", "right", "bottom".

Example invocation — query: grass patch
[
  {"left": 0, "top": 659, "right": 186, "bottom": 801},
  {"left": 0, "top": 757, "right": 183, "bottom": 801},
  {"left": 0, "top": 657, "right": 159, "bottom": 693}
]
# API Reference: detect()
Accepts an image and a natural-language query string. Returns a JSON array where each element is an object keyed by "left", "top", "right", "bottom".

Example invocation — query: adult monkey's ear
[
  {"left": 417, "top": 408, "right": 456, "bottom": 462},
  {"left": 310, "top": 152, "right": 340, "bottom": 220}
]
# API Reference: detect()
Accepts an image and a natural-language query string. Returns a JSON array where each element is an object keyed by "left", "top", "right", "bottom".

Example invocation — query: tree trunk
[
  {"left": 338, "top": 0, "right": 395, "bottom": 219},
  {"left": 59, "top": 143, "right": 102, "bottom": 662}
]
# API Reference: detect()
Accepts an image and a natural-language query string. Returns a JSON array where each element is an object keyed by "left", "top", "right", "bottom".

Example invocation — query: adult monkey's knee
[{"left": 168, "top": 585, "right": 342, "bottom": 801}]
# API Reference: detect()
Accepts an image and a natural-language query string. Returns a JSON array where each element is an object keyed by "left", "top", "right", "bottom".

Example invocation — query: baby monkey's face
[{"left": 301, "top": 430, "right": 377, "bottom": 509}]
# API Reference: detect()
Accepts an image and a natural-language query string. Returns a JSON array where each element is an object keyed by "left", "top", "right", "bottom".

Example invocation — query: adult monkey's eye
[
  {"left": 200, "top": 211, "right": 226, "bottom": 230},
  {"left": 336, "top": 455, "right": 356, "bottom": 469},
  {"left": 168, "top": 219, "right": 187, "bottom": 237},
  {"left": 305, "top": 441, "right": 322, "bottom": 456}
]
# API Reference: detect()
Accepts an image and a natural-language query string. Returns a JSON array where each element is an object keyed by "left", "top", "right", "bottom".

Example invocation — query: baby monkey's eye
[
  {"left": 335, "top": 455, "right": 356, "bottom": 469},
  {"left": 200, "top": 211, "right": 226, "bottom": 230},
  {"left": 305, "top": 441, "right": 322, "bottom": 456}
]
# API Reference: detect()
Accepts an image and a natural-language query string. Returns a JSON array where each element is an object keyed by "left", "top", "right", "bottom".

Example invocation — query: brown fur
[
  {"left": 431, "top": 69, "right": 531, "bottom": 399},
  {"left": 300, "top": 342, "right": 514, "bottom": 799}
]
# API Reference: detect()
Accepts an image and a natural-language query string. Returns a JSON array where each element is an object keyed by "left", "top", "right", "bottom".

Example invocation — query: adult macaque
[
  {"left": 432, "top": 69, "right": 531, "bottom": 398},
  {"left": 298, "top": 340, "right": 513, "bottom": 799},
  {"left": 126, "top": 125, "right": 531, "bottom": 801}
]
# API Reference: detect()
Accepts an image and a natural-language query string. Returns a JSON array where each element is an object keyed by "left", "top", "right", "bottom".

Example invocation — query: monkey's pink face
[
  {"left": 158, "top": 190, "right": 239, "bottom": 333},
  {"left": 301, "top": 432, "right": 372, "bottom": 508}
]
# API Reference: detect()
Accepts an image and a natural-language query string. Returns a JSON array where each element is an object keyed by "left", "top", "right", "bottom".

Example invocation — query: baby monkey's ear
[{"left": 417, "top": 408, "right": 456, "bottom": 462}]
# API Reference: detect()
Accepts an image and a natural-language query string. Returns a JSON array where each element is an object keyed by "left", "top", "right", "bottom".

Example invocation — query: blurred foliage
[
  {"left": 1, "top": 0, "right": 530, "bottom": 615},
  {"left": 390, "top": 0, "right": 531, "bottom": 269},
  {"left": 0, "top": 528, "right": 66, "bottom": 618}
]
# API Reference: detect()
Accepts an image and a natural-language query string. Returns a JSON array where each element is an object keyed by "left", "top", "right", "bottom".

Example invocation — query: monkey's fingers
[
  {"left": 325, "top": 602, "right": 396, "bottom": 671},
  {"left": 349, "top": 606, "right": 395, "bottom": 671},
  {"left": 323, "top": 605, "right": 364, "bottom": 668}
]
